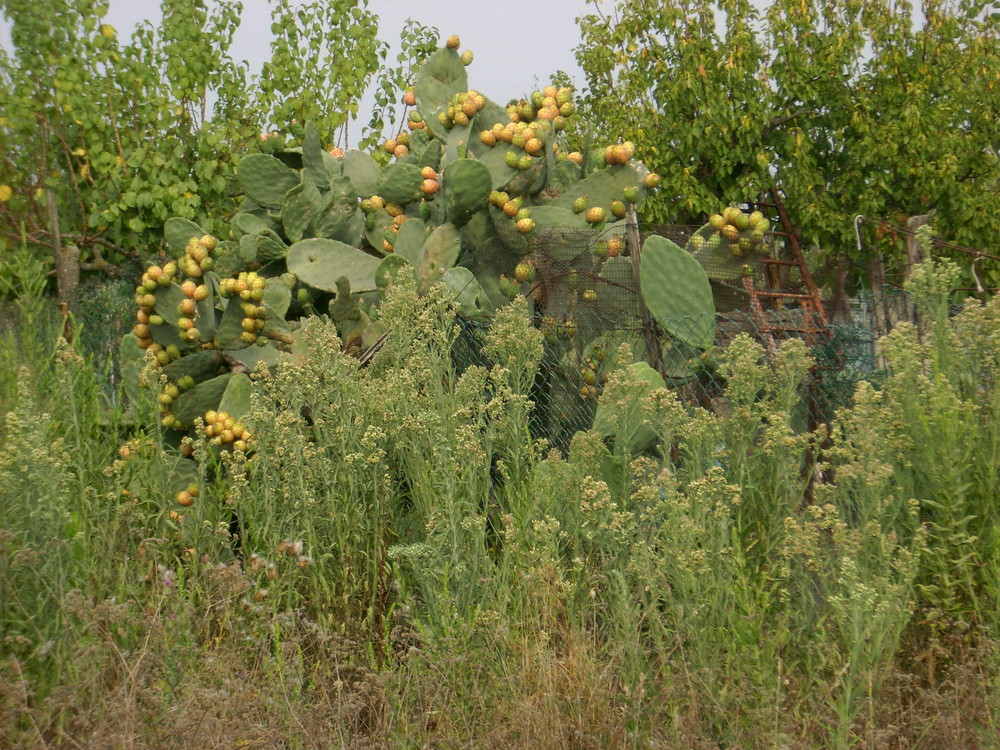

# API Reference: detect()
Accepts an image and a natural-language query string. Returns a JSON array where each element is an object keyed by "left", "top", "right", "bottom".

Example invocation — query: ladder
[{"left": 743, "top": 188, "right": 828, "bottom": 358}]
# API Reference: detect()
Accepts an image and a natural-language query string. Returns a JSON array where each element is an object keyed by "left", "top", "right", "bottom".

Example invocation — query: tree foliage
[
  {"left": 0, "top": 0, "right": 255, "bottom": 268},
  {"left": 0, "top": 0, "right": 437, "bottom": 302},
  {"left": 575, "top": 0, "right": 1000, "bottom": 277}
]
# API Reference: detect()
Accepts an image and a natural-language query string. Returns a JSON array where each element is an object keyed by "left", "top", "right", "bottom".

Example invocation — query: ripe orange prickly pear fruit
[
  {"left": 643, "top": 172, "right": 661, "bottom": 189},
  {"left": 585, "top": 206, "right": 607, "bottom": 224},
  {"left": 516, "top": 218, "right": 536, "bottom": 234},
  {"left": 514, "top": 261, "right": 535, "bottom": 282}
]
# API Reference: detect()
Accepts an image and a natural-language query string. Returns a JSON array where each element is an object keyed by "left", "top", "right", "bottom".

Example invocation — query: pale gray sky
[{"left": 0, "top": 0, "right": 609, "bottom": 141}]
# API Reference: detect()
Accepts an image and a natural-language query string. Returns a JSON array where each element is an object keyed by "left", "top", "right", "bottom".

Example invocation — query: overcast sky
[{"left": 0, "top": 0, "right": 610, "bottom": 141}]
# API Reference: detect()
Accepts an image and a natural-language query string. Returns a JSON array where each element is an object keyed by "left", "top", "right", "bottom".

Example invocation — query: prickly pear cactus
[{"left": 124, "top": 33, "right": 697, "bottom": 470}]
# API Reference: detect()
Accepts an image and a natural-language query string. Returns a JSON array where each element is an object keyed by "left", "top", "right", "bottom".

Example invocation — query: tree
[
  {"left": 0, "top": 0, "right": 257, "bottom": 307},
  {"left": 0, "top": 0, "right": 433, "bottom": 308},
  {"left": 574, "top": 0, "right": 1000, "bottom": 299}
]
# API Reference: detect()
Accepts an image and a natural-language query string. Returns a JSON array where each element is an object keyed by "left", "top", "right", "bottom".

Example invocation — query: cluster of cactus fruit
[
  {"left": 694, "top": 206, "right": 771, "bottom": 261},
  {"left": 121, "top": 34, "right": 775, "bottom": 465}
]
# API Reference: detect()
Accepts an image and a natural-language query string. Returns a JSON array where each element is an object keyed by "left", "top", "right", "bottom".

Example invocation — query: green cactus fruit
[
  {"left": 287, "top": 238, "right": 383, "bottom": 293},
  {"left": 461, "top": 49, "right": 474, "bottom": 65},
  {"left": 640, "top": 235, "right": 716, "bottom": 350},
  {"left": 498, "top": 275, "right": 518, "bottom": 300},
  {"left": 721, "top": 224, "right": 740, "bottom": 241},
  {"left": 622, "top": 185, "right": 638, "bottom": 203},
  {"left": 610, "top": 200, "right": 626, "bottom": 219},
  {"left": 732, "top": 211, "right": 751, "bottom": 231},
  {"left": 582, "top": 289, "right": 598, "bottom": 303},
  {"left": 722, "top": 206, "right": 742, "bottom": 224},
  {"left": 505, "top": 151, "right": 519, "bottom": 169},
  {"left": 572, "top": 195, "right": 588, "bottom": 214},
  {"left": 237, "top": 154, "right": 301, "bottom": 208},
  {"left": 585, "top": 206, "right": 607, "bottom": 224}
]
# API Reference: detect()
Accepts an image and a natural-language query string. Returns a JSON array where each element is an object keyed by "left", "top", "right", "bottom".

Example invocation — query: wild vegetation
[
  {"left": 3, "top": 249, "right": 1000, "bottom": 748},
  {"left": 2, "top": 0, "right": 1000, "bottom": 747}
]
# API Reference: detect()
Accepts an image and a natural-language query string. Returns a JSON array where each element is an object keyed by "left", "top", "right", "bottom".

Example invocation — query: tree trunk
[
  {"left": 48, "top": 188, "right": 80, "bottom": 313},
  {"left": 826, "top": 254, "right": 852, "bottom": 325}
]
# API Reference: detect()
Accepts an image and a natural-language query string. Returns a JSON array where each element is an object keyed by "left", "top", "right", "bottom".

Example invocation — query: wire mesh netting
[
  {"left": 458, "top": 225, "right": 921, "bottom": 449},
  {"left": 21, "top": 231, "right": 927, "bottom": 451}
]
